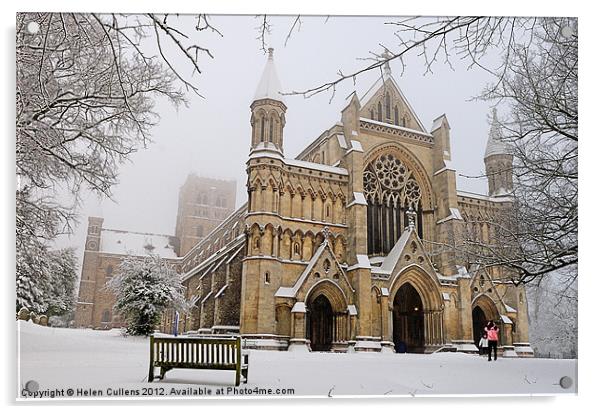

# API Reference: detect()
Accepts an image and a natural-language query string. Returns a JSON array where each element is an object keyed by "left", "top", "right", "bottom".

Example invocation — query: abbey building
[{"left": 75, "top": 48, "right": 532, "bottom": 356}]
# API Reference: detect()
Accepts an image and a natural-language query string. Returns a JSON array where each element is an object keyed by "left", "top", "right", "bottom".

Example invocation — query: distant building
[
  {"left": 175, "top": 175, "right": 237, "bottom": 256},
  {"left": 73, "top": 175, "right": 236, "bottom": 329}
]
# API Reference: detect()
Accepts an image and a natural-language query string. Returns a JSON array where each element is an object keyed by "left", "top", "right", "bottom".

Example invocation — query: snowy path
[{"left": 17, "top": 321, "right": 577, "bottom": 399}]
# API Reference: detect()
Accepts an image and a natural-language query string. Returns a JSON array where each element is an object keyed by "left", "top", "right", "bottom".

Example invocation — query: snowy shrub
[
  {"left": 48, "top": 315, "right": 68, "bottom": 328},
  {"left": 106, "top": 254, "right": 191, "bottom": 336}
]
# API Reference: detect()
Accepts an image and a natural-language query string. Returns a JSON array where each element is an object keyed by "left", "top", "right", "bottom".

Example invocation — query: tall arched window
[
  {"left": 363, "top": 153, "right": 424, "bottom": 256},
  {"left": 101, "top": 310, "right": 111, "bottom": 323},
  {"left": 261, "top": 116, "right": 266, "bottom": 141},
  {"left": 385, "top": 92, "right": 391, "bottom": 120},
  {"left": 269, "top": 117, "right": 274, "bottom": 142},
  {"left": 370, "top": 109, "right": 375, "bottom": 120},
  {"left": 377, "top": 102, "right": 383, "bottom": 122},
  {"left": 394, "top": 106, "right": 399, "bottom": 125}
]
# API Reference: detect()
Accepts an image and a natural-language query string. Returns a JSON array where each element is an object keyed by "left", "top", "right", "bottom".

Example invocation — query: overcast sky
[{"left": 56, "top": 14, "right": 501, "bottom": 260}]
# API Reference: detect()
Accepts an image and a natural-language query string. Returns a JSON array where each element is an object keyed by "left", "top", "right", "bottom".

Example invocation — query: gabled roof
[
  {"left": 372, "top": 223, "right": 438, "bottom": 278},
  {"left": 275, "top": 239, "right": 354, "bottom": 298},
  {"left": 358, "top": 73, "right": 426, "bottom": 133},
  {"left": 378, "top": 230, "right": 412, "bottom": 274},
  {"left": 253, "top": 48, "right": 285, "bottom": 103}
]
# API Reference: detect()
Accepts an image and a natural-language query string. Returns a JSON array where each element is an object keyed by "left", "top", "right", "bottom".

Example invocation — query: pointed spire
[
  {"left": 253, "top": 47, "right": 285, "bottom": 103},
  {"left": 484, "top": 108, "right": 511, "bottom": 159}
]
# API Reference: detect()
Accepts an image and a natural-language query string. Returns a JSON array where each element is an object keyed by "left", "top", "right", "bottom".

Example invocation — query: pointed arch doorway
[
  {"left": 472, "top": 306, "right": 487, "bottom": 347},
  {"left": 392, "top": 283, "right": 425, "bottom": 353},
  {"left": 472, "top": 294, "right": 502, "bottom": 346},
  {"left": 307, "top": 294, "right": 333, "bottom": 351}
]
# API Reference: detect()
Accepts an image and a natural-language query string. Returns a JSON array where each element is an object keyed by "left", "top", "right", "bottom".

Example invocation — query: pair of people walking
[{"left": 483, "top": 320, "right": 499, "bottom": 361}]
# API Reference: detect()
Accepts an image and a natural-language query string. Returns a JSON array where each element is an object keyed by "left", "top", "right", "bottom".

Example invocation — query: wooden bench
[{"left": 148, "top": 335, "right": 248, "bottom": 385}]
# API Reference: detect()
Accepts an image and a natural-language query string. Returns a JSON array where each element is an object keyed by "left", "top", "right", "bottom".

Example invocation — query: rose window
[{"left": 373, "top": 154, "right": 406, "bottom": 190}]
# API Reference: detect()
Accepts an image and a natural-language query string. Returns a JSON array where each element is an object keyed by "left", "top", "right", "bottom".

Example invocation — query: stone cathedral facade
[{"left": 163, "top": 49, "right": 533, "bottom": 356}]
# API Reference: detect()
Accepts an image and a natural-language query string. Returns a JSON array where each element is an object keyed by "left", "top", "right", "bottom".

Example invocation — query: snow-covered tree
[
  {"left": 16, "top": 186, "right": 78, "bottom": 316},
  {"left": 106, "top": 254, "right": 190, "bottom": 336},
  {"left": 16, "top": 241, "right": 77, "bottom": 317},
  {"left": 527, "top": 272, "right": 577, "bottom": 358},
  {"left": 45, "top": 248, "right": 78, "bottom": 317},
  {"left": 16, "top": 13, "right": 221, "bottom": 314},
  {"left": 16, "top": 235, "right": 51, "bottom": 314}
]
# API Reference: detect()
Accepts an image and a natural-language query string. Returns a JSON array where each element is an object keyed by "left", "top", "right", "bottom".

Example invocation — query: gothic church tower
[{"left": 241, "top": 48, "right": 288, "bottom": 336}]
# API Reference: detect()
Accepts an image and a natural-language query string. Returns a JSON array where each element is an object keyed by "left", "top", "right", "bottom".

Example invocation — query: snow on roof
[
  {"left": 457, "top": 190, "right": 513, "bottom": 203},
  {"left": 288, "top": 241, "right": 328, "bottom": 293},
  {"left": 359, "top": 117, "right": 433, "bottom": 139},
  {"left": 500, "top": 315, "right": 513, "bottom": 324},
  {"left": 430, "top": 114, "right": 448, "bottom": 132},
  {"left": 291, "top": 302, "right": 306, "bottom": 313},
  {"left": 450, "top": 208, "right": 463, "bottom": 220},
  {"left": 456, "top": 265, "right": 470, "bottom": 278},
  {"left": 183, "top": 235, "right": 246, "bottom": 283},
  {"left": 274, "top": 287, "right": 295, "bottom": 298},
  {"left": 249, "top": 142, "right": 284, "bottom": 157},
  {"left": 378, "top": 229, "right": 412, "bottom": 274},
  {"left": 347, "top": 192, "right": 368, "bottom": 208},
  {"left": 434, "top": 159, "right": 456, "bottom": 176},
  {"left": 505, "top": 304, "right": 517, "bottom": 313},
  {"left": 336, "top": 134, "right": 348, "bottom": 149},
  {"left": 347, "top": 140, "right": 364, "bottom": 153},
  {"left": 275, "top": 239, "right": 354, "bottom": 299},
  {"left": 347, "top": 254, "right": 371, "bottom": 271},
  {"left": 436, "top": 208, "right": 465, "bottom": 224},
  {"left": 253, "top": 48, "right": 285, "bottom": 103},
  {"left": 201, "top": 290, "right": 214, "bottom": 304},
  {"left": 284, "top": 158, "right": 348, "bottom": 176},
  {"left": 347, "top": 304, "right": 358, "bottom": 316},
  {"left": 226, "top": 244, "right": 245, "bottom": 264},
  {"left": 215, "top": 284, "right": 228, "bottom": 298},
  {"left": 484, "top": 108, "right": 511, "bottom": 158},
  {"left": 99, "top": 228, "right": 177, "bottom": 259}
]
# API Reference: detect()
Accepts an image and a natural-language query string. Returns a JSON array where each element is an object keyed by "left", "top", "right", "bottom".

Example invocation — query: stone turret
[
  {"left": 484, "top": 108, "right": 513, "bottom": 196},
  {"left": 250, "top": 48, "right": 287, "bottom": 156}
]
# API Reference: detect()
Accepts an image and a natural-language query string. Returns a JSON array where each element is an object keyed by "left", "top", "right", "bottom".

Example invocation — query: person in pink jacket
[{"left": 484, "top": 320, "right": 499, "bottom": 361}]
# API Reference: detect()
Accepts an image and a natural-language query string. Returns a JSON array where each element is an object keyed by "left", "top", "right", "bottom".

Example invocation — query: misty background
[{"left": 54, "top": 15, "right": 498, "bottom": 262}]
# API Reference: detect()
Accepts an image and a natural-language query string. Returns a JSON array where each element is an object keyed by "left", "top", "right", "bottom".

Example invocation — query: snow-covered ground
[{"left": 17, "top": 321, "right": 577, "bottom": 399}]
